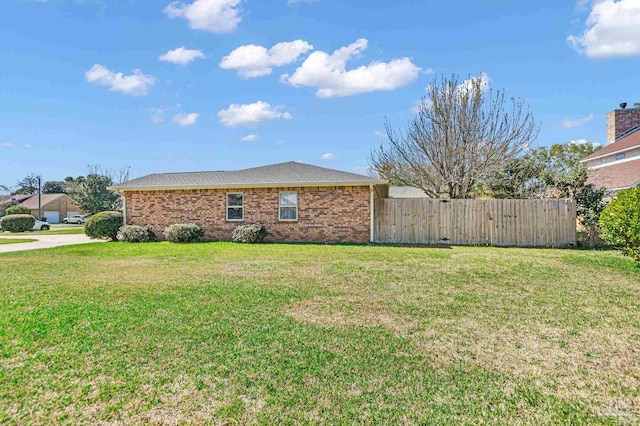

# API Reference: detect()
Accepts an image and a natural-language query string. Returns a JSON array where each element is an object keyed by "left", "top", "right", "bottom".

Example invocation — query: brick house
[
  {"left": 0, "top": 193, "right": 82, "bottom": 223},
  {"left": 582, "top": 104, "right": 640, "bottom": 193},
  {"left": 109, "top": 162, "right": 388, "bottom": 243}
]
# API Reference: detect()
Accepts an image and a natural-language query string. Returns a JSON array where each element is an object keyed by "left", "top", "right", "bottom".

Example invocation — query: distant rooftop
[{"left": 110, "top": 162, "right": 387, "bottom": 190}]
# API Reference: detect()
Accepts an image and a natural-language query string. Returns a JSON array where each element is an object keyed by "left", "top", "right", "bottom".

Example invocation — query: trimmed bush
[
  {"left": 599, "top": 187, "right": 640, "bottom": 262},
  {"left": 84, "top": 211, "right": 123, "bottom": 241},
  {"left": 0, "top": 214, "right": 35, "bottom": 233},
  {"left": 116, "top": 225, "right": 156, "bottom": 243},
  {"left": 163, "top": 223, "right": 204, "bottom": 243},
  {"left": 232, "top": 224, "right": 268, "bottom": 244},
  {"left": 5, "top": 205, "right": 31, "bottom": 215}
]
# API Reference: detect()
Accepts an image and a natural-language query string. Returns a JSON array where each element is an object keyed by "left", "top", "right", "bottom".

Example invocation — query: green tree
[
  {"left": 68, "top": 173, "right": 118, "bottom": 215},
  {"left": 484, "top": 155, "right": 545, "bottom": 199},
  {"left": 42, "top": 181, "right": 67, "bottom": 194},
  {"left": 67, "top": 166, "right": 130, "bottom": 215},
  {"left": 575, "top": 185, "right": 607, "bottom": 247},
  {"left": 600, "top": 187, "right": 640, "bottom": 262}
]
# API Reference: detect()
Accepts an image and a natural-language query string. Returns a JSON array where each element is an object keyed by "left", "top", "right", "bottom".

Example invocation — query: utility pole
[{"left": 38, "top": 175, "right": 42, "bottom": 220}]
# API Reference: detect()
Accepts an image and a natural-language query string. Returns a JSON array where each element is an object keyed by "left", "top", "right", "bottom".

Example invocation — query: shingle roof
[
  {"left": 110, "top": 162, "right": 387, "bottom": 190},
  {"left": 583, "top": 128, "right": 640, "bottom": 161},
  {"left": 19, "top": 193, "right": 70, "bottom": 209},
  {"left": 0, "top": 194, "right": 32, "bottom": 203},
  {"left": 587, "top": 158, "right": 640, "bottom": 190}
]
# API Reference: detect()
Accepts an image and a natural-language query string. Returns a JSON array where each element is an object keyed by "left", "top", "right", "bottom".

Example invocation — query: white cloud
[
  {"left": 217, "top": 101, "right": 292, "bottom": 127},
  {"left": 159, "top": 46, "right": 206, "bottom": 65},
  {"left": 23, "top": 144, "right": 32, "bottom": 149},
  {"left": 163, "top": 0, "right": 241, "bottom": 33},
  {"left": 568, "top": 0, "right": 640, "bottom": 58},
  {"left": 560, "top": 113, "right": 594, "bottom": 128},
  {"left": 85, "top": 64, "right": 155, "bottom": 97},
  {"left": 172, "top": 112, "right": 200, "bottom": 126},
  {"left": 220, "top": 40, "right": 313, "bottom": 78},
  {"left": 240, "top": 134, "right": 259, "bottom": 142},
  {"left": 374, "top": 131, "right": 386, "bottom": 137},
  {"left": 282, "top": 38, "right": 421, "bottom": 98},
  {"left": 321, "top": 152, "right": 336, "bottom": 160},
  {"left": 0, "top": 142, "right": 14, "bottom": 148}
]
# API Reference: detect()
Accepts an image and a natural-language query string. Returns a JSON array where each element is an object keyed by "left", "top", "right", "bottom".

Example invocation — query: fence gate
[{"left": 374, "top": 198, "right": 576, "bottom": 248}]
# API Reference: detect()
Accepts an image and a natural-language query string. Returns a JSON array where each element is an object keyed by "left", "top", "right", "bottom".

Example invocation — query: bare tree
[{"left": 370, "top": 74, "right": 539, "bottom": 198}]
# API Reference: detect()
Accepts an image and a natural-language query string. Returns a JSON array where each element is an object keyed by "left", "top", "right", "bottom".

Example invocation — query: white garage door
[{"left": 44, "top": 211, "right": 60, "bottom": 224}]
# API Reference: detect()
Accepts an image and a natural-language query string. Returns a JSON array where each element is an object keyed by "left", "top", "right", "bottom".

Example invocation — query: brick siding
[
  {"left": 607, "top": 109, "right": 640, "bottom": 145},
  {"left": 124, "top": 186, "right": 372, "bottom": 243}
]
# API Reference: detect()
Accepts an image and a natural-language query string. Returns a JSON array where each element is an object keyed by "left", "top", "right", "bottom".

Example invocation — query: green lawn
[
  {"left": 0, "top": 238, "right": 37, "bottom": 245},
  {"left": 1, "top": 243, "right": 638, "bottom": 424}
]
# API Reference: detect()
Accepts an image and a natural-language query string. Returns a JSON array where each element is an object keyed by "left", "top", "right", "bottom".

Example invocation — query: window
[
  {"left": 616, "top": 153, "right": 626, "bottom": 160},
  {"left": 227, "top": 193, "right": 244, "bottom": 221},
  {"left": 279, "top": 192, "right": 298, "bottom": 221}
]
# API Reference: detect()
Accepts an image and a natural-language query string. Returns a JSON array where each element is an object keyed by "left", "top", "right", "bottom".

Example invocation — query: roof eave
[{"left": 108, "top": 180, "right": 389, "bottom": 192}]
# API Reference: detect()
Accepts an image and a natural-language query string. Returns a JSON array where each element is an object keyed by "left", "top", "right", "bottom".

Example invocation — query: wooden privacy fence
[{"left": 374, "top": 198, "right": 576, "bottom": 248}]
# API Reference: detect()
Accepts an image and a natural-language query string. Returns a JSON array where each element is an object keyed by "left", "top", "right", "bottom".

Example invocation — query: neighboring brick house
[
  {"left": 582, "top": 105, "right": 640, "bottom": 193},
  {"left": 0, "top": 193, "right": 81, "bottom": 223},
  {"left": 109, "top": 162, "right": 388, "bottom": 243}
]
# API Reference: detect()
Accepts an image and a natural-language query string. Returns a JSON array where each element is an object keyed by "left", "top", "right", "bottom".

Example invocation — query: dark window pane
[
  {"left": 280, "top": 207, "right": 297, "bottom": 220},
  {"left": 227, "top": 194, "right": 243, "bottom": 207},
  {"left": 228, "top": 207, "right": 243, "bottom": 220}
]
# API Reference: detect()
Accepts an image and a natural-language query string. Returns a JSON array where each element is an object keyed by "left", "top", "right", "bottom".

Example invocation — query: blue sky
[{"left": 1, "top": 0, "right": 639, "bottom": 187}]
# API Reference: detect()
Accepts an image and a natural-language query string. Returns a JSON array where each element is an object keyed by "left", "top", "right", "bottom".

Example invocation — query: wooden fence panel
[{"left": 374, "top": 198, "right": 576, "bottom": 248}]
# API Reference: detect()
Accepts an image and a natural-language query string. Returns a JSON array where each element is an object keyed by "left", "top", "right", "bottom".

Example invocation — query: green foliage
[
  {"left": 68, "top": 173, "right": 118, "bottom": 215},
  {"left": 1, "top": 214, "right": 35, "bottom": 232},
  {"left": 116, "top": 225, "right": 156, "bottom": 243},
  {"left": 484, "top": 156, "right": 545, "bottom": 199},
  {"left": 42, "top": 181, "right": 67, "bottom": 194},
  {"left": 231, "top": 224, "right": 268, "bottom": 243},
  {"left": 84, "top": 211, "right": 123, "bottom": 241},
  {"left": 576, "top": 185, "right": 607, "bottom": 228},
  {"left": 163, "top": 223, "right": 204, "bottom": 243},
  {"left": 5, "top": 205, "right": 30, "bottom": 215},
  {"left": 483, "top": 141, "right": 599, "bottom": 199},
  {"left": 599, "top": 187, "right": 640, "bottom": 262}
]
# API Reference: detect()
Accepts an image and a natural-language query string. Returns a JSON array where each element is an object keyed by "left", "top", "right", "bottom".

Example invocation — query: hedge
[
  {"left": 1, "top": 214, "right": 36, "bottom": 233},
  {"left": 5, "top": 205, "right": 31, "bottom": 215},
  {"left": 84, "top": 211, "right": 123, "bottom": 241},
  {"left": 163, "top": 224, "right": 204, "bottom": 243},
  {"left": 116, "top": 225, "right": 156, "bottom": 243}
]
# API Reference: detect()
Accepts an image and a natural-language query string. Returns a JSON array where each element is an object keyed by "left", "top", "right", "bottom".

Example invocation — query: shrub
[
  {"left": 599, "top": 187, "right": 640, "bottom": 262},
  {"left": 116, "top": 225, "right": 156, "bottom": 243},
  {"left": 0, "top": 214, "right": 35, "bottom": 232},
  {"left": 163, "top": 223, "right": 204, "bottom": 243},
  {"left": 232, "top": 224, "right": 268, "bottom": 244},
  {"left": 84, "top": 211, "right": 123, "bottom": 241},
  {"left": 575, "top": 185, "right": 607, "bottom": 248},
  {"left": 5, "top": 205, "right": 31, "bottom": 215}
]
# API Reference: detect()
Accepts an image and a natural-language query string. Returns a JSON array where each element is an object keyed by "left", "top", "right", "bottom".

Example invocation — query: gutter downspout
[
  {"left": 121, "top": 191, "right": 127, "bottom": 226},
  {"left": 370, "top": 184, "right": 374, "bottom": 243}
]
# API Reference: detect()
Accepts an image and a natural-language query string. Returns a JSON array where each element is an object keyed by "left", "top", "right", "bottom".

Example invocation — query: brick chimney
[{"left": 606, "top": 103, "right": 640, "bottom": 145}]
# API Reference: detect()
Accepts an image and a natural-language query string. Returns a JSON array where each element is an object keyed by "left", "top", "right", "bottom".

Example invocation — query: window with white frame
[
  {"left": 279, "top": 192, "right": 298, "bottom": 221},
  {"left": 227, "top": 193, "right": 244, "bottom": 221},
  {"left": 616, "top": 153, "right": 626, "bottom": 160}
]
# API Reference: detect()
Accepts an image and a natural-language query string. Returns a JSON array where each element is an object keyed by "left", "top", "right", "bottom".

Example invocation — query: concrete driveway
[{"left": 0, "top": 234, "right": 103, "bottom": 254}]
